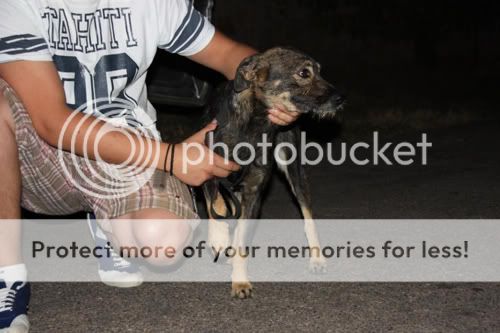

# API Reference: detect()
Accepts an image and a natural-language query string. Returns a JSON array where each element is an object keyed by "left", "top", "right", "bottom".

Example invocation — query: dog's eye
[{"left": 298, "top": 68, "right": 312, "bottom": 79}]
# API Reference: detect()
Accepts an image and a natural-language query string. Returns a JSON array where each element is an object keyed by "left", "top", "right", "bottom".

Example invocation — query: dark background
[{"left": 214, "top": 0, "right": 499, "bottom": 118}]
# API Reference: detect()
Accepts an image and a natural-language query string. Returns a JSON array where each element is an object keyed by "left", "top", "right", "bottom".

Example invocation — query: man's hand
[
  {"left": 268, "top": 106, "right": 301, "bottom": 126},
  {"left": 171, "top": 121, "right": 240, "bottom": 186}
]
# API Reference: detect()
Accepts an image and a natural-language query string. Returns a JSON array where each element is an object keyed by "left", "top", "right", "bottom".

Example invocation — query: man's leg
[
  {"left": 90, "top": 169, "right": 199, "bottom": 269},
  {"left": 0, "top": 89, "right": 30, "bottom": 333},
  {"left": 109, "top": 209, "right": 193, "bottom": 267},
  {"left": 0, "top": 93, "right": 22, "bottom": 264},
  {"left": 87, "top": 170, "right": 199, "bottom": 286}
]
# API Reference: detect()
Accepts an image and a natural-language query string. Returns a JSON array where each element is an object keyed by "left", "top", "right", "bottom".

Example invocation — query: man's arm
[
  {"left": 189, "top": 31, "right": 300, "bottom": 126},
  {"left": 0, "top": 60, "right": 238, "bottom": 186},
  {"left": 188, "top": 31, "right": 256, "bottom": 80}
]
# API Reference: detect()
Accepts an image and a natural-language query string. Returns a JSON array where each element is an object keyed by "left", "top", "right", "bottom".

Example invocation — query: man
[{"left": 0, "top": 0, "right": 299, "bottom": 331}]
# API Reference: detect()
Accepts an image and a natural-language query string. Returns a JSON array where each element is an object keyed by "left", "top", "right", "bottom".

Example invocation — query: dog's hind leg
[{"left": 276, "top": 129, "right": 327, "bottom": 273}]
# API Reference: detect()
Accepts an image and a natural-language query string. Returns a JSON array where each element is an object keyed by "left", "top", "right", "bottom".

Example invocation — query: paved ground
[{"left": 29, "top": 120, "right": 500, "bottom": 332}]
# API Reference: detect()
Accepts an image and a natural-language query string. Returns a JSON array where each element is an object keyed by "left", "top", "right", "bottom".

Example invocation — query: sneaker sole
[
  {"left": 0, "top": 315, "right": 29, "bottom": 333},
  {"left": 98, "top": 270, "right": 144, "bottom": 288}
]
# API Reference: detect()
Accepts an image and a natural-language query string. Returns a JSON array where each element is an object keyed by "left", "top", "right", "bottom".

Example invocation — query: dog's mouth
[
  {"left": 259, "top": 87, "right": 345, "bottom": 119},
  {"left": 302, "top": 94, "right": 345, "bottom": 119},
  {"left": 310, "top": 103, "right": 337, "bottom": 119}
]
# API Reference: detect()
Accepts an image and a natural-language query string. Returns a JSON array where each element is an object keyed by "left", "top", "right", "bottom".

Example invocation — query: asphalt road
[{"left": 29, "top": 120, "right": 500, "bottom": 332}]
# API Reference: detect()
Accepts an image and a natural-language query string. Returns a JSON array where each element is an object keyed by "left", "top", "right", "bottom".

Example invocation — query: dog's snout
[
  {"left": 322, "top": 84, "right": 345, "bottom": 107},
  {"left": 334, "top": 94, "right": 346, "bottom": 106}
]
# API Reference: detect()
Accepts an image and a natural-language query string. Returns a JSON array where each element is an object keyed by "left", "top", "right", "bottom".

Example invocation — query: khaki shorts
[{"left": 0, "top": 79, "right": 199, "bottom": 233}]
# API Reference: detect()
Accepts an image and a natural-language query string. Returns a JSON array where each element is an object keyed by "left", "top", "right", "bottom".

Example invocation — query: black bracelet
[
  {"left": 163, "top": 144, "right": 172, "bottom": 173},
  {"left": 169, "top": 143, "right": 176, "bottom": 176}
]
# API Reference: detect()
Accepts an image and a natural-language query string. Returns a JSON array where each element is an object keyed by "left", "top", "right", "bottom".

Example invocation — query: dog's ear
[
  {"left": 234, "top": 67, "right": 253, "bottom": 93},
  {"left": 234, "top": 55, "right": 269, "bottom": 93}
]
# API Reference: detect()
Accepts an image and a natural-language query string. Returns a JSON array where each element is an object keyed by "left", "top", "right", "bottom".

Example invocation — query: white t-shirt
[{"left": 0, "top": 0, "right": 215, "bottom": 129}]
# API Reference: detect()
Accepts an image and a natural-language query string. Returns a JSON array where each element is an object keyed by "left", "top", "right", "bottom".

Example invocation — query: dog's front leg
[
  {"left": 276, "top": 129, "right": 327, "bottom": 273},
  {"left": 294, "top": 185, "right": 327, "bottom": 273},
  {"left": 230, "top": 218, "right": 253, "bottom": 298},
  {"left": 303, "top": 215, "right": 327, "bottom": 273},
  {"left": 229, "top": 168, "right": 269, "bottom": 299},
  {"left": 203, "top": 186, "right": 231, "bottom": 257}
]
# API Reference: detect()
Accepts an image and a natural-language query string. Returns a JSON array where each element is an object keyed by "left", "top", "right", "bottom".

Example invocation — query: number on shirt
[{"left": 53, "top": 53, "right": 139, "bottom": 117}]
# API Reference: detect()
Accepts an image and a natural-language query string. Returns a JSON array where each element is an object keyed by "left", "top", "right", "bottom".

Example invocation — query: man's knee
[{"left": 128, "top": 209, "right": 193, "bottom": 266}]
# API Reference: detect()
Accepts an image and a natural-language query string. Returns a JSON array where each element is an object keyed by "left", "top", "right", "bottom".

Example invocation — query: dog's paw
[
  {"left": 231, "top": 282, "right": 253, "bottom": 299},
  {"left": 208, "top": 220, "right": 230, "bottom": 257},
  {"left": 309, "top": 256, "right": 327, "bottom": 274}
]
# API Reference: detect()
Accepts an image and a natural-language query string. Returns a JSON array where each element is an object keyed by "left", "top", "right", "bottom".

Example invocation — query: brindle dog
[{"left": 202, "top": 47, "right": 345, "bottom": 298}]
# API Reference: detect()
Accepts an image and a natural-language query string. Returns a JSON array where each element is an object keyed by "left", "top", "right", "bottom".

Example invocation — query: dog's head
[{"left": 234, "top": 47, "right": 345, "bottom": 118}]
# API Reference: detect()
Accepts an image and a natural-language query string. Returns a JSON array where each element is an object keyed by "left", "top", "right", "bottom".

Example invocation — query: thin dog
[{"left": 202, "top": 47, "right": 345, "bottom": 298}]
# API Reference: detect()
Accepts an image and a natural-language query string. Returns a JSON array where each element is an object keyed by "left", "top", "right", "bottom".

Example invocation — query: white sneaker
[
  {"left": 87, "top": 213, "right": 143, "bottom": 288},
  {"left": 0, "top": 281, "right": 30, "bottom": 333},
  {"left": 0, "top": 315, "right": 30, "bottom": 333}
]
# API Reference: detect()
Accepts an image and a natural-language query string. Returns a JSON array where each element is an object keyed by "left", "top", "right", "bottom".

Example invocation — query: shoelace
[
  {"left": 108, "top": 245, "right": 131, "bottom": 270},
  {"left": 88, "top": 214, "right": 133, "bottom": 271},
  {"left": 0, "top": 288, "right": 15, "bottom": 312}
]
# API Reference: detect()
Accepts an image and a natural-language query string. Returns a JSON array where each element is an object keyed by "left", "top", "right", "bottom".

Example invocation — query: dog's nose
[{"left": 335, "top": 94, "right": 346, "bottom": 106}]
